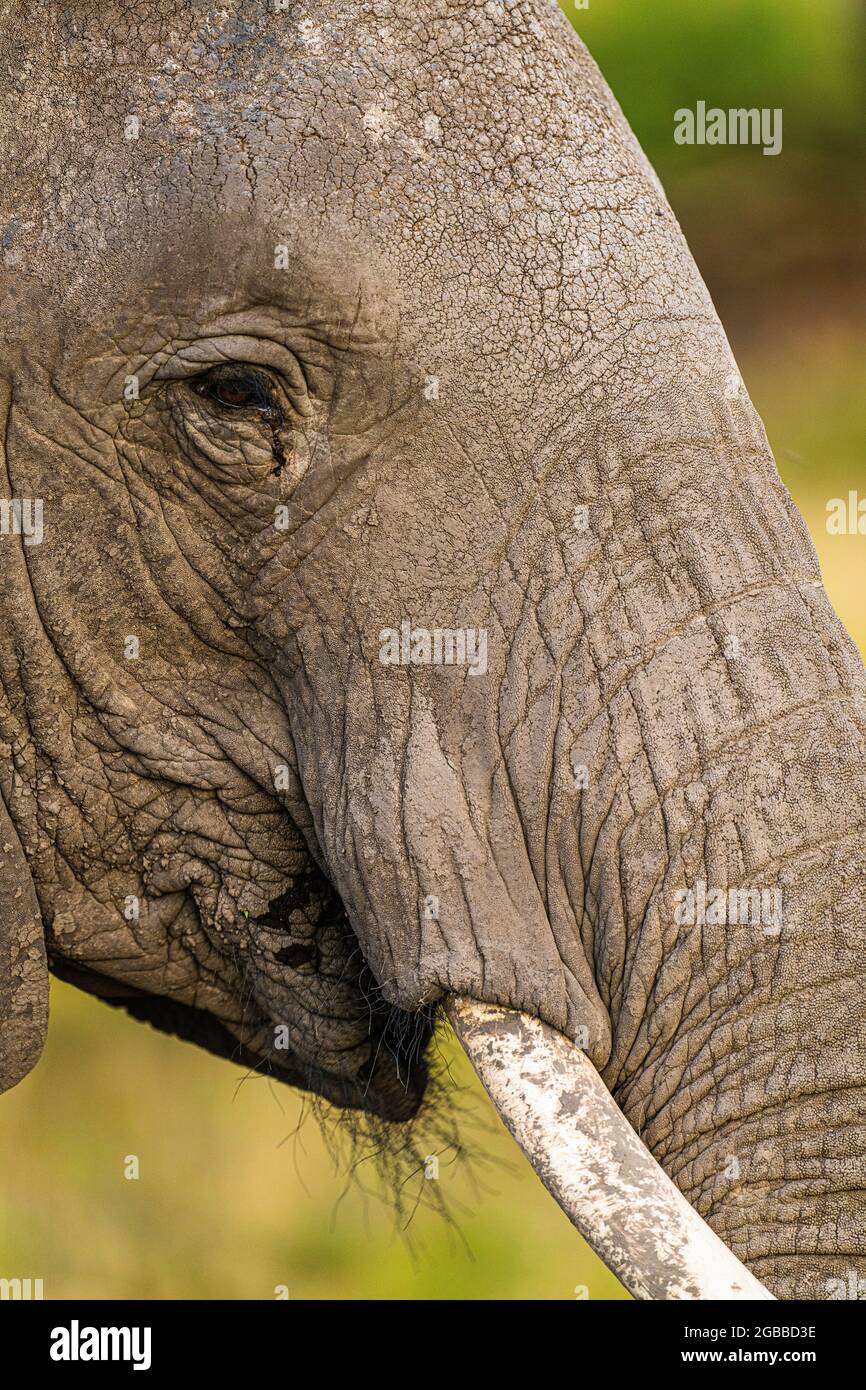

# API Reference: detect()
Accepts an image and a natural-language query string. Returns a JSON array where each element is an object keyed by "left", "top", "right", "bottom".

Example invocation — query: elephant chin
[
  {"left": 48, "top": 957, "right": 431, "bottom": 1123},
  {"left": 447, "top": 997, "right": 775, "bottom": 1302}
]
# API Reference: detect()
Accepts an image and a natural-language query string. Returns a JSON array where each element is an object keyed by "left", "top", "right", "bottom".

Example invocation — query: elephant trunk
[{"left": 271, "top": 378, "right": 866, "bottom": 1298}]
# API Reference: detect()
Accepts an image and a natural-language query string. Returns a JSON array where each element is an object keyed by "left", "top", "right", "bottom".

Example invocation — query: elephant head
[{"left": 1, "top": 1, "right": 864, "bottom": 1300}]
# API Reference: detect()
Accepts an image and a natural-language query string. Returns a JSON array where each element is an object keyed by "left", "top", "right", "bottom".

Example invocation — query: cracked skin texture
[{"left": 0, "top": 0, "right": 864, "bottom": 1296}]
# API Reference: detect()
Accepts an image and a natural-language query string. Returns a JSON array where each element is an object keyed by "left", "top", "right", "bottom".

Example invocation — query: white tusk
[{"left": 446, "top": 996, "right": 774, "bottom": 1301}]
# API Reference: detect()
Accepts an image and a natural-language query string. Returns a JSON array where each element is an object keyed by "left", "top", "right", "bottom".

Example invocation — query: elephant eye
[{"left": 192, "top": 364, "right": 279, "bottom": 416}]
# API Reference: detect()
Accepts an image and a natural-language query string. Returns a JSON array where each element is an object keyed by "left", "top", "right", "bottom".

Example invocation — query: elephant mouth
[{"left": 47, "top": 948, "right": 435, "bottom": 1124}]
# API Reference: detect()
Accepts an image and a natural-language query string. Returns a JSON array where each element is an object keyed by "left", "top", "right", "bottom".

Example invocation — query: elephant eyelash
[{"left": 191, "top": 364, "right": 282, "bottom": 420}]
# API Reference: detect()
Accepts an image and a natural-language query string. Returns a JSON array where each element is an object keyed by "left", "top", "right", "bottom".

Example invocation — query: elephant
[{"left": 1, "top": 0, "right": 864, "bottom": 1301}]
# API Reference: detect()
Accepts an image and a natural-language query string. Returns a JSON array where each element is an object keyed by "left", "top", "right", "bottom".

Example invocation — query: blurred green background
[{"left": 1, "top": 0, "right": 864, "bottom": 1300}]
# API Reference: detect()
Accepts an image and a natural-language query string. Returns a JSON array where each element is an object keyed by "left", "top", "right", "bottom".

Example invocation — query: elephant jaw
[{"left": 447, "top": 996, "right": 774, "bottom": 1302}]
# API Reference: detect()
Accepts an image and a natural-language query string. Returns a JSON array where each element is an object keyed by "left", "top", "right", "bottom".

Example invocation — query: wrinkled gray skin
[{"left": 1, "top": 0, "right": 864, "bottom": 1299}]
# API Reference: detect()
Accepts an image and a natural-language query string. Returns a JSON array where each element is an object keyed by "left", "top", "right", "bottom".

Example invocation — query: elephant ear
[{"left": 0, "top": 790, "right": 48, "bottom": 1092}]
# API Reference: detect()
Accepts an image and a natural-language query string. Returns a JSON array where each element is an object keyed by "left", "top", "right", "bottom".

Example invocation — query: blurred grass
[{"left": 0, "top": 0, "right": 864, "bottom": 1300}]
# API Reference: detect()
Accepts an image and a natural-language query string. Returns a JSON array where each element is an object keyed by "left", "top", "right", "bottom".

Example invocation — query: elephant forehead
[
  {"left": 3, "top": 0, "right": 604, "bottom": 165},
  {"left": 1, "top": 0, "right": 713, "bottom": 384}
]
